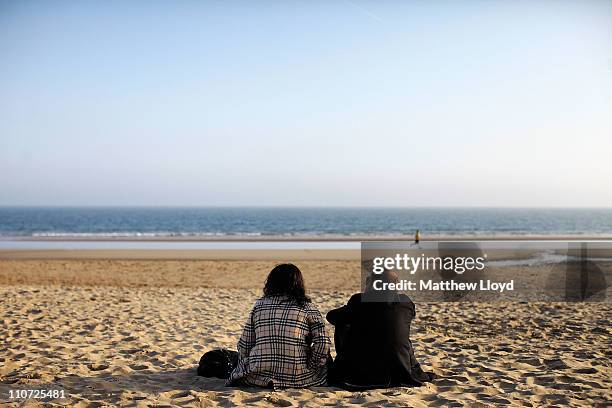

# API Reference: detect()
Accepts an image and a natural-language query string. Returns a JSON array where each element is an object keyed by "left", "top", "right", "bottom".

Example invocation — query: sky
[{"left": 1, "top": 0, "right": 611, "bottom": 207}]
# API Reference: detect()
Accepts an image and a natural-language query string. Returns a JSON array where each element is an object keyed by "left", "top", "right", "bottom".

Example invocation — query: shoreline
[
  {"left": 2, "top": 236, "right": 612, "bottom": 260},
  {"left": 2, "top": 234, "right": 612, "bottom": 242},
  {"left": 0, "top": 249, "right": 361, "bottom": 260}
]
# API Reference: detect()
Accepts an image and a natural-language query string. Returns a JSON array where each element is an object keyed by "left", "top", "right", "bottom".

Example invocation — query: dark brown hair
[{"left": 263, "top": 263, "right": 310, "bottom": 305}]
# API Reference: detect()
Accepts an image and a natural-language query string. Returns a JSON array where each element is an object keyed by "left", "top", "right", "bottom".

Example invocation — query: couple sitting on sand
[{"left": 221, "top": 263, "right": 434, "bottom": 390}]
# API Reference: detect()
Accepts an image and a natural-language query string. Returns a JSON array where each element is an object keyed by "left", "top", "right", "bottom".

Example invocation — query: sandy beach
[
  {"left": 1, "top": 251, "right": 610, "bottom": 407},
  {"left": 4, "top": 0, "right": 611, "bottom": 405}
]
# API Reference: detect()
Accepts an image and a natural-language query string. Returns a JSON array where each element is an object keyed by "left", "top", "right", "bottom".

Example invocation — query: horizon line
[{"left": 1, "top": 205, "right": 612, "bottom": 210}]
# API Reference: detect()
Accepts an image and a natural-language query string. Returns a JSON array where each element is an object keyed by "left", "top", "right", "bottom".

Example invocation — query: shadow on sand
[{"left": 2, "top": 367, "right": 293, "bottom": 406}]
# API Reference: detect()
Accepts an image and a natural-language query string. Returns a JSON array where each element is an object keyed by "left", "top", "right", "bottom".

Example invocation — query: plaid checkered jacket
[{"left": 227, "top": 295, "right": 331, "bottom": 388}]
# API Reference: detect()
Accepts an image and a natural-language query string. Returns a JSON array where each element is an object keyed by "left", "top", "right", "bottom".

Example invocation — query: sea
[
  {"left": 2, "top": 207, "right": 610, "bottom": 273},
  {"left": 1, "top": 207, "right": 611, "bottom": 239}
]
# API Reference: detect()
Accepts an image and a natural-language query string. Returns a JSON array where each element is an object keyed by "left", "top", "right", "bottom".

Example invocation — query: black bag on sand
[{"left": 197, "top": 349, "right": 239, "bottom": 379}]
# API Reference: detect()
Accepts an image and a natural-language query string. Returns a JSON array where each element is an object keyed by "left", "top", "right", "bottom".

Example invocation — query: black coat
[{"left": 326, "top": 292, "right": 434, "bottom": 389}]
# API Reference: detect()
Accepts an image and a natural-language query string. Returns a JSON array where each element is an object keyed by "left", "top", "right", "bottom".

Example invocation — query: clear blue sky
[{"left": 1, "top": 1, "right": 610, "bottom": 207}]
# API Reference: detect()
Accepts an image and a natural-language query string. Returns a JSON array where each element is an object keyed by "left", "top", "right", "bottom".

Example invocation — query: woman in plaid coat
[{"left": 228, "top": 264, "right": 331, "bottom": 388}]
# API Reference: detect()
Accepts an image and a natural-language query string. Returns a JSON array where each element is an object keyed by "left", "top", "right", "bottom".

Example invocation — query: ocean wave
[
  {"left": 3, "top": 231, "right": 610, "bottom": 239},
  {"left": 28, "top": 232, "right": 262, "bottom": 238}
]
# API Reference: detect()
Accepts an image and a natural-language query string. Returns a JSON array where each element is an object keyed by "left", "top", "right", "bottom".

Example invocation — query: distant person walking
[{"left": 414, "top": 229, "right": 421, "bottom": 245}]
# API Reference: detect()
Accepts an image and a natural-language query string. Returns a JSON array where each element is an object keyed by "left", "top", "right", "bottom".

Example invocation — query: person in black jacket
[{"left": 326, "top": 270, "right": 435, "bottom": 390}]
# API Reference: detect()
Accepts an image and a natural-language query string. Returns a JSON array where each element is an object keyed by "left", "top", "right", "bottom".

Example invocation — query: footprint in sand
[
  {"left": 573, "top": 367, "right": 598, "bottom": 374},
  {"left": 265, "top": 395, "right": 293, "bottom": 407},
  {"left": 130, "top": 364, "right": 149, "bottom": 370},
  {"left": 88, "top": 363, "right": 109, "bottom": 371},
  {"left": 544, "top": 358, "right": 569, "bottom": 370}
]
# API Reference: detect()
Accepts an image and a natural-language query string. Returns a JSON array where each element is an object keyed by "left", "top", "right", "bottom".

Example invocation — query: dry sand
[{"left": 1, "top": 254, "right": 610, "bottom": 407}]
